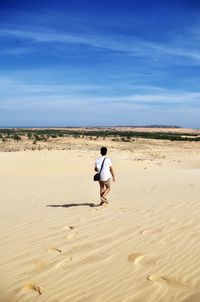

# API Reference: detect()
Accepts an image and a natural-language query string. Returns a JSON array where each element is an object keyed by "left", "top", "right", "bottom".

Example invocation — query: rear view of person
[{"left": 94, "top": 147, "right": 115, "bottom": 205}]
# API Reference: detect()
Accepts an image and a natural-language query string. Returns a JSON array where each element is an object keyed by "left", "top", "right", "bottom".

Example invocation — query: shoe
[
  {"left": 101, "top": 196, "right": 108, "bottom": 204},
  {"left": 100, "top": 196, "right": 109, "bottom": 204}
]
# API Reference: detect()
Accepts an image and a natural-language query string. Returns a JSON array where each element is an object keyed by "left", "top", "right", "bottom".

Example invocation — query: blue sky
[{"left": 0, "top": 0, "right": 200, "bottom": 128}]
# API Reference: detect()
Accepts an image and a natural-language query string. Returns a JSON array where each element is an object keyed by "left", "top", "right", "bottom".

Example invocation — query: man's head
[{"left": 100, "top": 147, "right": 107, "bottom": 156}]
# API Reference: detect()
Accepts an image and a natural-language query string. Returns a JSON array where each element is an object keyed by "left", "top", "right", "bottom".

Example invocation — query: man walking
[{"left": 94, "top": 147, "right": 115, "bottom": 205}]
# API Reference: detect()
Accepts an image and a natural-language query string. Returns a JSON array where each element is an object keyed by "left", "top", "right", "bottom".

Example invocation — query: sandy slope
[{"left": 0, "top": 141, "right": 200, "bottom": 302}]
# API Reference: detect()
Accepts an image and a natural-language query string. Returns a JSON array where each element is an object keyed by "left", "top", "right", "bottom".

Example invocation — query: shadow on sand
[{"left": 47, "top": 202, "right": 100, "bottom": 208}]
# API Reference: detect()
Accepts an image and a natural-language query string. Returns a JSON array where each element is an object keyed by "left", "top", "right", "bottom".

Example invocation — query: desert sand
[{"left": 0, "top": 137, "right": 200, "bottom": 302}]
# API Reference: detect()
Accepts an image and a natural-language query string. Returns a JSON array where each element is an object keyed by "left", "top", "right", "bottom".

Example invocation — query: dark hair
[{"left": 100, "top": 147, "right": 107, "bottom": 156}]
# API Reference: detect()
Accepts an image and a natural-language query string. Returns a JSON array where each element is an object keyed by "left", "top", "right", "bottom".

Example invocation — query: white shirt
[{"left": 95, "top": 156, "right": 112, "bottom": 181}]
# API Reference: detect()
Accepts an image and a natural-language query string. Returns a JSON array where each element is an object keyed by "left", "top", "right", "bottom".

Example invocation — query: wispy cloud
[
  {"left": 0, "top": 75, "right": 199, "bottom": 110},
  {"left": 1, "top": 27, "right": 200, "bottom": 63},
  {"left": 0, "top": 75, "right": 106, "bottom": 96}
]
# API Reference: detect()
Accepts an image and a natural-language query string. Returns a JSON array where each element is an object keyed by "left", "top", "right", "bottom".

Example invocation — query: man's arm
[{"left": 110, "top": 166, "right": 115, "bottom": 182}]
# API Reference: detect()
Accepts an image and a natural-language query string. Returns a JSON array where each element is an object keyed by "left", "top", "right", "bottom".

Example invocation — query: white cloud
[
  {"left": 1, "top": 27, "right": 200, "bottom": 62},
  {"left": 0, "top": 74, "right": 200, "bottom": 107}
]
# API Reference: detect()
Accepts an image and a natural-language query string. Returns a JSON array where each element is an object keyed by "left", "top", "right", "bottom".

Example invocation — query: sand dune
[{"left": 0, "top": 140, "right": 200, "bottom": 302}]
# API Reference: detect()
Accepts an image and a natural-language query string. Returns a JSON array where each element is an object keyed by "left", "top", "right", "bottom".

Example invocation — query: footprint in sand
[
  {"left": 55, "top": 257, "right": 73, "bottom": 268},
  {"left": 34, "top": 260, "right": 48, "bottom": 271},
  {"left": 66, "top": 232, "right": 79, "bottom": 239},
  {"left": 64, "top": 225, "right": 76, "bottom": 230},
  {"left": 147, "top": 275, "right": 189, "bottom": 289},
  {"left": 140, "top": 228, "right": 151, "bottom": 235},
  {"left": 64, "top": 225, "right": 79, "bottom": 239},
  {"left": 127, "top": 253, "right": 157, "bottom": 265},
  {"left": 47, "top": 247, "right": 62, "bottom": 253},
  {"left": 34, "top": 249, "right": 62, "bottom": 272},
  {"left": 22, "top": 283, "right": 42, "bottom": 295},
  {"left": 140, "top": 228, "right": 162, "bottom": 235}
]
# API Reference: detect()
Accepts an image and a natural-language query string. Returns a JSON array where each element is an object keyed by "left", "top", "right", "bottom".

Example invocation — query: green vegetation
[
  {"left": 11, "top": 134, "right": 21, "bottom": 141},
  {"left": 0, "top": 128, "right": 199, "bottom": 142}
]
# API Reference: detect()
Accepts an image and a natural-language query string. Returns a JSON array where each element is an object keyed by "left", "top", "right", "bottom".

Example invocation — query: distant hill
[
  {"left": 115, "top": 125, "right": 181, "bottom": 129},
  {"left": 143, "top": 125, "right": 181, "bottom": 129}
]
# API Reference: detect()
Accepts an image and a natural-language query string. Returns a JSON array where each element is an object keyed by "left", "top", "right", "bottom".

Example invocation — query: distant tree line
[{"left": 0, "top": 128, "right": 199, "bottom": 142}]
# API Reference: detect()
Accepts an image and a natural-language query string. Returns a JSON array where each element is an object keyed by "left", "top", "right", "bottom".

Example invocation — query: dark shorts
[{"left": 99, "top": 179, "right": 111, "bottom": 189}]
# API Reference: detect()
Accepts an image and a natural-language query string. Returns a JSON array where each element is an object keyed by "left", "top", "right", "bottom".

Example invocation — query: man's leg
[
  {"left": 101, "top": 185, "right": 110, "bottom": 198},
  {"left": 100, "top": 182, "right": 106, "bottom": 198},
  {"left": 100, "top": 180, "right": 111, "bottom": 202}
]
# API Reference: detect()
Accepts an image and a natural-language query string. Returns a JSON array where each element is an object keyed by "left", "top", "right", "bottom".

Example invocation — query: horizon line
[{"left": 1, "top": 125, "right": 199, "bottom": 130}]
